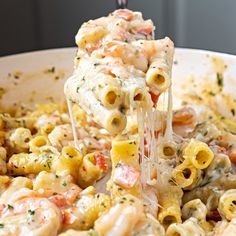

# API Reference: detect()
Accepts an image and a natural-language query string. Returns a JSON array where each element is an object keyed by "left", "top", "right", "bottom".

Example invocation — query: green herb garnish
[{"left": 28, "top": 209, "right": 35, "bottom": 215}]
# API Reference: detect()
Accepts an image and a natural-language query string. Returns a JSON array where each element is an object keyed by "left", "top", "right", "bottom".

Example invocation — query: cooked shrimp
[
  {"left": 94, "top": 194, "right": 143, "bottom": 236},
  {"left": 103, "top": 41, "right": 148, "bottom": 71},
  {"left": 0, "top": 197, "right": 62, "bottom": 236},
  {"left": 173, "top": 107, "right": 197, "bottom": 137}
]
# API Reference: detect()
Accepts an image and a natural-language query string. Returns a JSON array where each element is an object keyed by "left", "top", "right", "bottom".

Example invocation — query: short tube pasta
[
  {"left": 91, "top": 74, "right": 123, "bottom": 109},
  {"left": 172, "top": 159, "right": 202, "bottom": 189},
  {"left": 107, "top": 138, "right": 141, "bottom": 197},
  {"left": 100, "top": 85, "right": 122, "bottom": 108},
  {"left": 166, "top": 217, "right": 205, "bottom": 236},
  {"left": 123, "top": 78, "right": 152, "bottom": 109},
  {"left": 7, "top": 152, "right": 57, "bottom": 175},
  {"left": 29, "top": 135, "right": 49, "bottom": 153},
  {"left": 219, "top": 189, "right": 236, "bottom": 220},
  {"left": 157, "top": 140, "right": 177, "bottom": 159},
  {"left": 182, "top": 199, "right": 212, "bottom": 232},
  {"left": 55, "top": 146, "right": 83, "bottom": 178},
  {"left": 10, "top": 127, "right": 32, "bottom": 150},
  {"left": 158, "top": 186, "right": 183, "bottom": 228},
  {"left": 133, "top": 37, "right": 174, "bottom": 94},
  {"left": 75, "top": 24, "right": 107, "bottom": 49},
  {"left": 183, "top": 139, "right": 214, "bottom": 169},
  {"left": 182, "top": 199, "right": 207, "bottom": 221},
  {"left": 65, "top": 80, "right": 126, "bottom": 135},
  {"left": 77, "top": 153, "right": 102, "bottom": 188},
  {"left": 201, "top": 153, "right": 231, "bottom": 186}
]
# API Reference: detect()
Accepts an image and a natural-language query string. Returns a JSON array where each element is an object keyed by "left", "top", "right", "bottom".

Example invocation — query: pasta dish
[{"left": 1, "top": 9, "right": 236, "bottom": 236}]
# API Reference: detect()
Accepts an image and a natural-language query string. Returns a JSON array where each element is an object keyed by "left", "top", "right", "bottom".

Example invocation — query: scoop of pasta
[{"left": 64, "top": 9, "right": 174, "bottom": 135}]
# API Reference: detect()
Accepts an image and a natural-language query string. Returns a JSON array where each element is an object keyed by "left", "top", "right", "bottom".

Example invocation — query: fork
[{"left": 116, "top": 0, "right": 128, "bottom": 9}]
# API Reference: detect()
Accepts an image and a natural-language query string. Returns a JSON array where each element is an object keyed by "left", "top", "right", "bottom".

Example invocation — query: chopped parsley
[
  {"left": 47, "top": 67, "right": 55, "bottom": 73},
  {"left": 62, "top": 182, "right": 67, "bottom": 187},
  {"left": 208, "top": 91, "right": 216, "bottom": 96},
  {"left": 115, "top": 162, "right": 122, "bottom": 168},
  {"left": 28, "top": 209, "right": 35, "bottom": 215},
  {"left": 216, "top": 73, "right": 224, "bottom": 88},
  {"left": 7, "top": 204, "right": 14, "bottom": 210},
  {"left": 176, "top": 148, "right": 181, "bottom": 156},
  {"left": 0, "top": 223, "right": 3, "bottom": 228},
  {"left": 129, "top": 141, "right": 136, "bottom": 145},
  {"left": 231, "top": 109, "right": 235, "bottom": 116},
  {"left": 203, "top": 130, "right": 208, "bottom": 136},
  {"left": 43, "top": 153, "right": 52, "bottom": 169}
]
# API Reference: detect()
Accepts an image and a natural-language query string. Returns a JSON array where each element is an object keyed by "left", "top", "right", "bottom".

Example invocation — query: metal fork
[{"left": 116, "top": 0, "right": 128, "bottom": 9}]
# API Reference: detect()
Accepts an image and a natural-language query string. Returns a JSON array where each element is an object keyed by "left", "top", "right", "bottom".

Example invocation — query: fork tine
[{"left": 116, "top": 0, "right": 128, "bottom": 9}]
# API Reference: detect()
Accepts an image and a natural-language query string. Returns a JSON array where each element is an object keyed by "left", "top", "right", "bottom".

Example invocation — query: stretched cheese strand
[
  {"left": 164, "top": 84, "right": 173, "bottom": 140},
  {"left": 66, "top": 97, "right": 80, "bottom": 149},
  {"left": 137, "top": 104, "right": 146, "bottom": 184}
]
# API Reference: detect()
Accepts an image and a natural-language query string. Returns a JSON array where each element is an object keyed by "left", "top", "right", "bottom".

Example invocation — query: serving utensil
[{"left": 116, "top": 0, "right": 128, "bottom": 9}]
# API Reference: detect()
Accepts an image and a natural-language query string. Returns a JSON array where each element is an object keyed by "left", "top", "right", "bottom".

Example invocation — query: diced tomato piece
[
  {"left": 0, "top": 204, "right": 6, "bottom": 213},
  {"left": 136, "top": 27, "right": 153, "bottom": 35},
  {"left": 154, "top": 129, "right": 160, "bottom": 138},
  {"left": 114, "top": 9, "right": 133, "bottom": 21},
  {"left": 94, "top": 153, "right": 108, "bottom": 172},
  {"left": 104, "top": 142, "right": 111, "bottom": 150},
  {"left": 49, "top": 194, "right": 68, "bottom": 208},
  {"left": 113, "top": 162, "right": 140, "bottom": 188},
  {"left": 62, "top": 209, "right": 78, "bottom": 225},
  {"left": 149, "top": 91, "right": 160, "bottom": 107},
  {"left": 88, "top": 120, "right": 99, "bottom": 127}
]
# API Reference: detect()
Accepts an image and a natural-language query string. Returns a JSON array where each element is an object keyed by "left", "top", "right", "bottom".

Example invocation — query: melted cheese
[
  {"left": 165, "top": 85, "right": 173, "bottom": 141},
  {"left": 66, "top": 97, "right": 79, "bottom": 149}
]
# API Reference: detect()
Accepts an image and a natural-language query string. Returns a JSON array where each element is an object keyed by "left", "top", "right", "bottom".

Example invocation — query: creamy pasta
[{"left": 1, "top": 8, "right": 236, "bottom": 236}]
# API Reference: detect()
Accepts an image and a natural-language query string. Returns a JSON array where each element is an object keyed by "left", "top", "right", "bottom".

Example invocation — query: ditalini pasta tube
[
  {"left": 182, "top": 199, "right": 213, "bottom": 232},
  {"left": 75, "top": 23, "right": 107, "bottom": 50},
  {"left": 219, "top": 189, "right": 236, "bottom": 220},
  {"left": 157, "top": 140, "right": 177, "bottom": 159},
  {"left": 65, "top": 78, "right": 126, "bottom": 135},
  {"left": 78, "top": 153, "right": 103, "bottom": 188},
  {"left": 122, "top": 77, "right": 152, "bottom": 109},
  {"left": 133, "top": 37, "right": 174, "bottom": 94},
  {"left": 158, "top": 185, "right": 183, "bottom": 228},
  {"left": 172, "top": 159, "right": 202, "bottom": 189},
  {"left": 107, "top": 138, "right": 141, "bottom": 197},
  {"left": 88, "top": 73, "right": 123, "bottom": 109},
  {"left": 183, "top": 139, "right": 214, "bottom": 169},
  {"left": 166, "top": 218, "right": 205, "bottom": 236}
]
